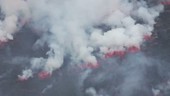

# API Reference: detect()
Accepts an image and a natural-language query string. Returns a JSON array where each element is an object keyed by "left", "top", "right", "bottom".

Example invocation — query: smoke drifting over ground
[{"left": 0, "top": 0, "right": 170, "bottom": 96}]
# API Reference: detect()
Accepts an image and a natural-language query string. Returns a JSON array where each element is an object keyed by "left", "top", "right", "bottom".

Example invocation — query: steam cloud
[
  {"left": 0, "top": 0, "right": 164, "bottom": 80},
  {"left": 0, "top": 0, "right": 30, "bottom": 42}
]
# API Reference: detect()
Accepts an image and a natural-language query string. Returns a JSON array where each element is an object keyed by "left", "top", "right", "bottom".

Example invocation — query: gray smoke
[
  {"left": 20, "top": 0, "right": 163, "bottom": 78},
  {"left": 0, "top": 1, "right": 168, "bottom": 96}
]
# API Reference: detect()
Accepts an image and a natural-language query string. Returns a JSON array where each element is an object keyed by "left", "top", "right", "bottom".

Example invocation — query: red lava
[
  {"left": 105, "top": 50, "right": 126, "bottom": 58},
  {"left": 81, "top": 63, "right": 100, "bottom": 69},
  {"left": 127, "top": 46, "right": 140, "bottom": 53},
  {"left": 161, "top": 1, "right": 170, "bottom": 5},
  {"left": 38, "top": 71, "right": 51, "bottom": 79},
  {"left": 0, "top": 40, "right": 8, "bottom": 47},
  {"left": 18, "top": 76, "right": 29, "bottom": 82},
  {"left": 105, "top": 46, "right": 140, "bottom": 58},
  {"left": 143, "top": 35, "right": 152, "bottom": 41}
]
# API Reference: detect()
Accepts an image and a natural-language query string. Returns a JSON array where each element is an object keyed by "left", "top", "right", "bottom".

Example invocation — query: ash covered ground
[{"left": 0, "top": 1, "right": 170, "bottom": 96}]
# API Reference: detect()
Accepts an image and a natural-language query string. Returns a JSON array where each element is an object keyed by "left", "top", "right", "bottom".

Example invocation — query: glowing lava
[
  {"left": 127, "top": 46, "right": 140, "bottom": 53},
  {"left": 161, "top": 1, "right": 170, "bottom": 5},
  {"left": 143, "top": 35, "right": 152, "bottom": 41},
  {"left": 38, "top": 71, "right": 51, "bottom": 79},
  {"left": 18, "top": 76, "right": 29, "bottom": 81},
  {"left": 105, "top": 50, "right": 126, "bottom": 58},
  {"left": 0, "top": 40, "right": 8, "bottom": 47},
  {"left": 80, "top": 62, "right": 100, "bottom": 69}
]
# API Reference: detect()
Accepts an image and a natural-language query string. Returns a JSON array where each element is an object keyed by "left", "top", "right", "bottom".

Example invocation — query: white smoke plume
[
  {"left": 0, "top": 0, "right": 164, "bottom": 79},
  {"left": 0, "top": 0, "right": 30, "bottom": 42},
  {"left": 85, "top": 87, "right": 99, "bottom": 96}
]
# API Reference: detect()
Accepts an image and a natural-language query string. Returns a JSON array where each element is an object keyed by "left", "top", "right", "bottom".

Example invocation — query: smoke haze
[{"left": 0, "top": 0, "right": 170, "bottom": 96}]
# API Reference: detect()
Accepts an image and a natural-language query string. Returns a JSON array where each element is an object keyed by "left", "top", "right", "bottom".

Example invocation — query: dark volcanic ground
[{"left": 0, "top": 6, "right": 170, "bottom": 96}]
